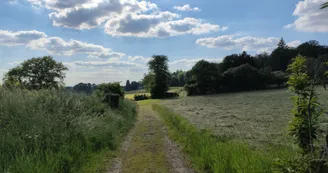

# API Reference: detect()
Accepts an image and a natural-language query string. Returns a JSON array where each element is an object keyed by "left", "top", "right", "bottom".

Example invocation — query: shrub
[
  {"left": 134, "top": 94, "right": 150, "bottom": 101},
  {"left": 222, "top": 64, "right": 262, "bottom": 91},
  {"left": 272, "top": 71, "right": 288, "bottom": 87},
  {"left": 0, "top": 88, "right": 136, "bottom": 173}
]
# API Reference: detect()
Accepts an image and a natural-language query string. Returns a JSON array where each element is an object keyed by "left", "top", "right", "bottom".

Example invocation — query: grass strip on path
[{"left": 120, "top": 105, "right": 171, "bottom": 173}]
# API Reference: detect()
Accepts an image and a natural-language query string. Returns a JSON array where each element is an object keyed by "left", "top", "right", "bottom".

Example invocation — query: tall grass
[
  {"left": 153, "top": 104, "right": 294, "bottom": 173},
  {"left": 0, "top": 88, "right": 136, "bottom": 173}
]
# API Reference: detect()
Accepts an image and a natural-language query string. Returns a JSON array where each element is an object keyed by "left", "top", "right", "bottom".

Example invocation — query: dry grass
[{"left": 162, "top": 88, "right": 328, "bottom": 150}]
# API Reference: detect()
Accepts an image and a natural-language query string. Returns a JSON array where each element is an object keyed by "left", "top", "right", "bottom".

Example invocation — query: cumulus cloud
[
  {"left": 25, "top": 0, "right": 224, "bottom": 37},
  {"left": 26, "top": 37, "right": 125, "bottom": 60},
  {"left": 195, "top": 35, "right": 290, "bottom": 53},
  {"left": 0, "top": 30, "right": 47, "bottom": 46},
  {"left": 128, "top": 56, "right": 151, "bottom": 62},
  {"left": 173, "top": 4, "right": 201, "bottom": 12},
  {"left": 285, "top": 0, "right": 328, "bottom": 32},
  {"left": 72, "top": 60, "right": 146, "bottom": 69},
  {"left": 287, "top": 40, "right": 302, "bottom": 47},
  {"left": 105, "top": 15, "right": 226, "bottom": 37},
  {"left": 169, "top": 58, "right": 222, "bottom": 67}
]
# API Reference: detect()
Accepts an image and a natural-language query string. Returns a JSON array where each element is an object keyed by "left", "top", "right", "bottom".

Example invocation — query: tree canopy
[
  {"left": 3, "top": 56, "right": 68, "bottom": 89},
  {"left": 147, "top": 55, "right": 170, "bottom": 98}
]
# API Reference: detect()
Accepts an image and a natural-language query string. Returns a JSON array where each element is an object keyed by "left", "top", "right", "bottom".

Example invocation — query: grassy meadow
[
  {"left": 163, "top": 87, "right": 328, "bottom": 150},
  {"left": 0, "top": 88, "right": 136, "bottom": 173}
]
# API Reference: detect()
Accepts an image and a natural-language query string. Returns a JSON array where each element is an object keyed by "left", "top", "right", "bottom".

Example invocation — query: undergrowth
[
  {"left": 0, "top": 88, "right": 136, "bottom": 173},
  {"left": 152, "top": 104, "right": 294, "bottom": 173}
]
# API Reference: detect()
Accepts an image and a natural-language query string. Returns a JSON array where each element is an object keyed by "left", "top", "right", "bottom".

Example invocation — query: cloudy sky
[{"left": 1, "top": 0, "right": 328, "bottom": 86}]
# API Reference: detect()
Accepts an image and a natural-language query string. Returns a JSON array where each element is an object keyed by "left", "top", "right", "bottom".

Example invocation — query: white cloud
[
  {"left": 72, "top": 60, "right": 144, "bottom": 68},
  {"left": 128, "top": 56, "right": 151, "bottom": 62},
  {"left": 169, "top": 58, "right": 222, "bottom": 67},
  {"left": 173, "top": 4, "right": 201, "bottom": 12},
  {"left": 0, "top": 30, "right": 47, "bottom": 46},
  {"left": 195, "top": 35, "right": 293, "bottom": 53},
  {"left": 285, "top": 0, "right": 328, "bottom": 32},
  {"left": 287, "top": 40, "right": 302, "bottom": 47},
  {"left": 25, "top": 0, "right": 224, "bottom": 37},
  {"left": 27, "top": 37, "right": 125, "bottom": 60},
  {"left": 105, "top": 15, "right": 226, "bottom": 37}
]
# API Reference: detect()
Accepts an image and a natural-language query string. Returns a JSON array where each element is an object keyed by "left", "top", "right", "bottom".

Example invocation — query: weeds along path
[{"left": 108, "top": 103, "right": 193, "bottom": 173}]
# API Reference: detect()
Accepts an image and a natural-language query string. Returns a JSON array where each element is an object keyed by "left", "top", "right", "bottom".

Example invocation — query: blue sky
[{"left": 1, "top": 0, "right": 328, "bottom": 86}]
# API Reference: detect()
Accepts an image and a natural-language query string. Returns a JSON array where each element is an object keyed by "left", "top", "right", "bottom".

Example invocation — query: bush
[
  {"left": 271, "top": 71, "right": 288, "bottom": 87},
  {"left": 0, "top": 88, "right": 136, "bottom": 173},
  {"left": 222, "top": 64, "right": 262, "bottom": 91},
  {"left": 164, "top": 92, "right": 179, "bottom": 98},
  {"left": 134, "top": 94, "right": 150, "bottom": 101},
  {"left": 94, "top": 82, "right": 124, "bottom": 98}
]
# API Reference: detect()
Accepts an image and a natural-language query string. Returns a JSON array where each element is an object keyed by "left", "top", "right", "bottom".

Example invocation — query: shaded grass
[
  {"left": 0, "top": 88, "right": 136, "bottom": 173},
  {"left": 153, "top": 104, "right": 295, "bottom": 173}
]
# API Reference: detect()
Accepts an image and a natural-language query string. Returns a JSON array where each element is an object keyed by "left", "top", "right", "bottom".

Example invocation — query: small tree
[
  {"left": 287, "top": 55, "right": 327, "bottom": 154},
  {"left": 3, "top": 56, "right": 68, "bottom": 89},
  {"left": 147, "top": 55, "right": 170, "bottom": 98}
]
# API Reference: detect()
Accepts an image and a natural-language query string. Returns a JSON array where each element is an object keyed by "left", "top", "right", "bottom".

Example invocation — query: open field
[{"left": 162, "top": 88, "right": 328, "bottom": 150}]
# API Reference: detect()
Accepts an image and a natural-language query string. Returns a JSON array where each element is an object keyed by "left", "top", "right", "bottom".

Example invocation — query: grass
[
  {"left": 0, "top": 88, "right": 136, "bottom": 173},
  {"left": 162, "top": 88, "right": 328, "bottom": 150},
  {"left": 153, "top": 104, "right": 289, "bottom": 173},
  {"left": 121, "top": 106, "right": 170, "bottom": 173}
]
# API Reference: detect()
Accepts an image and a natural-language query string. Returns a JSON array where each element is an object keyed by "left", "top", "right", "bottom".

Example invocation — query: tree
[
  {"left": 222, "top": 64, "right": 262, "bottom": 91},
  {"left": 147, "top": 55, "right": 170, "bottom": 98},
  {"left": 73, "top": 83, "right": 97, "bottom": 94},
  {"left": 220, "top": 51, "right": 257, "bottom": 72},
  {"left": 296, "top": 40, "right": 323, "bottom": 59},
  {"left": 255, "top": 52, "right": 270, "bottom": 69},
  {"left": 270, "top": 39, "right": 297, "bottom": 71},
  {"left": 277, "top": 38, "right": 287, "bottom": 49},
  {"left": 3, "top": 56, "right": 68, "bottom": 89},
  {"left": 125, "top": 80, "right": 131, "bottom": 91},
  {"left": 130, "top": 81, "right": 140, "bottom": 90},
  {"left": 142, "top": 73, "right": 155, "bottom": 92},
  {"left": 186, "top": 60, "right": 221, "bottom": 94},
  {"left": 321, "top": 2, "right": 328, "bottom": 9}
]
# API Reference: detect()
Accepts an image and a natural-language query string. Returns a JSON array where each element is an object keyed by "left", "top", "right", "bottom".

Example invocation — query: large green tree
[
  {"left": 3, "top": 56, "right": 68, "bottom": 89},
  {"left": 269, "top": 38, "right": 297, "bottom": 71},
  {"left": 147, "top": 55, "right": 170, "bottom": 98}
]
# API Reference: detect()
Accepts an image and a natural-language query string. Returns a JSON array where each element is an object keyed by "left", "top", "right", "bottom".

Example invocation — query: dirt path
[{"left": 108, "top": 105, "right": 194, "bottom": 173}]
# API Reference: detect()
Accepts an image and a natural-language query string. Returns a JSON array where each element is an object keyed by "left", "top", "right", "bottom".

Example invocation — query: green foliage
[
  {"left": 270, "top": 41, "right": 298, "bottom": 71},
  {"left": 0, "top": 88, "right": 136, "bottom": 173},
  {"left": 134, "top": 94, "right": 150, "bottom": 101},
  {"left": 284, "top": 55, "right": 328, "bottom": 172},
  {"left": 147, "top": 55, "right": 170, "bottom": 98},
  {"left": 94, "top": 82, "right": 124, "bottom": 98},
  {"left": 142, "top": 73, "right": 155, "bottom": 92},
  {"left": 72, "top": 83, "right": 97, "bottom": 94},
  {"left": 222, "top": 63, "right": 263, "bottom": 91},
  {"left": 185, "top": 60, "right": 221, "bottom": 95},
  {"left": 321, "top": 2, "right": 328, "bottom": 9},
  {"left": 153, "top": 104, "right": 276, "bottom": 173},
  {"left": 220, "top": 51, "right": 258, "bottom": 72},
  {"left": 3, "top": 56, "right": 68, "bottom": 90}
]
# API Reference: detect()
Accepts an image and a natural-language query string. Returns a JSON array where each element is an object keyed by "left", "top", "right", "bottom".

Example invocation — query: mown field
[{"left": 163, "top": 88, "right": 328, "bottom": 150}]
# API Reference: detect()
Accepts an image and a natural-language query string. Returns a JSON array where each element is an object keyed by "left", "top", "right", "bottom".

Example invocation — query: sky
[{"left": 1, "top": 0, "right": 328, "bottom": 86}]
